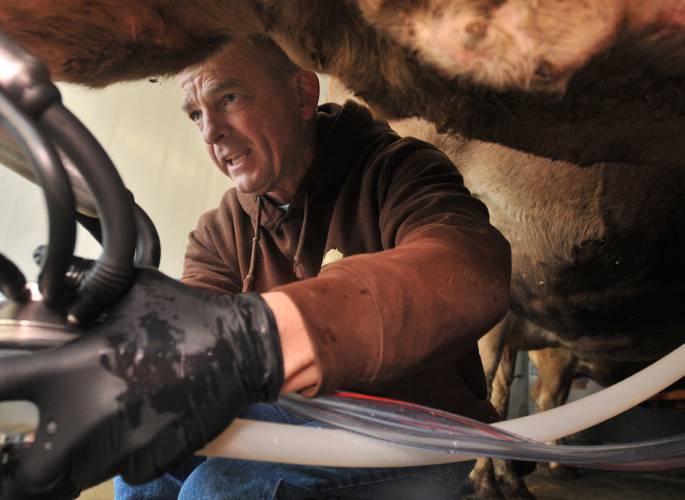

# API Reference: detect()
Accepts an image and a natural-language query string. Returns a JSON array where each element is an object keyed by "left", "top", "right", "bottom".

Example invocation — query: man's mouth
[{"left": 226, "top": 149, "right": 250, "bottom": 167}]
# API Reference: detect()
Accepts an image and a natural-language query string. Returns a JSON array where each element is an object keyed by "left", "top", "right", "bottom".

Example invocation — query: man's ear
[{"left": 294, "top": 70, "right": 320, "bottom": 120}]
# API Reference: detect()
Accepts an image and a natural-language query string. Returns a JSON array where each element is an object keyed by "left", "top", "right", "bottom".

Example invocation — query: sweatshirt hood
[{"left": 237, "top": 100, "right": 395, "bottom": 291}]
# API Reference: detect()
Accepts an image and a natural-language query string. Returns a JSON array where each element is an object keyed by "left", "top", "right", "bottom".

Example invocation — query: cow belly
[
  {"left": 453, "top": 139, "right": 685, "bottom": 347},
  {"left": 511, "top": 247, "right": 685, "bottom": 340}
]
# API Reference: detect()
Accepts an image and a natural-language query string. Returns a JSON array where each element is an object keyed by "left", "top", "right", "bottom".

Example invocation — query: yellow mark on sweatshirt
[{"left": 321, "top": 248, "right": 344, "bottom": 268}]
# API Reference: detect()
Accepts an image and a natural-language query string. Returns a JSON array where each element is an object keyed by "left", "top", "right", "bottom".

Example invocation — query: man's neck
[{"left": 266, "top": 118, "right": 318, "bottom": 204}]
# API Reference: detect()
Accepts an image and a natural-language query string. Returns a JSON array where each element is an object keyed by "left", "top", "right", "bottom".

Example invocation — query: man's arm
[
  {"left": 268, "top": 229, "right": 510, "bottom": 395},
  {"left": 271, "top": 139, "right": 511, "bottom": 396}
]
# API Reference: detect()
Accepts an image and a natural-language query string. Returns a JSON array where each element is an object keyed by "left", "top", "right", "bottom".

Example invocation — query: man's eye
[
  {"left": 189, "top": 110, "right": 201, "bottom": 122},
  {"left": 223, "top": 94, "right": 239, "bottom": 105}
]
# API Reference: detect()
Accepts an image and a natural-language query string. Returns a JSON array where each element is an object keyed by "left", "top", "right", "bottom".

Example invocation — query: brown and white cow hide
[
  {"left": 1, "top": 0, "right": 685, "bottom": 167},
  {"left": 372, "top": 110, "right": 685, "bottom": 498}
]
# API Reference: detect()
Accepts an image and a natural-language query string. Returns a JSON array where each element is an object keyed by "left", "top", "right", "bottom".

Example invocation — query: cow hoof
[
  {"left": 462, "top": 458, "right": 506, "bottom": 499},
  {"left": 492, "top": 459, "right": 537, "bottom": 499}
]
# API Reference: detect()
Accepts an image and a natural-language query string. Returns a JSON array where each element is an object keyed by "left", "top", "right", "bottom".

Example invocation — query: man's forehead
[
  {"left": 181, "top": 73, "right": 242, "bottom": 95},
  {"left": 179, "top": 67, "right": 244, "bottom": 109}
]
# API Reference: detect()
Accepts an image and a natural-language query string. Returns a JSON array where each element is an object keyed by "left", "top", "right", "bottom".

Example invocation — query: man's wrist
[{"left": 260, "top": 291, "right": 321, "bottom": 395}]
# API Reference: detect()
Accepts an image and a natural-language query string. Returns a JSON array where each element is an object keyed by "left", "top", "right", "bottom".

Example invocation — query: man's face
[{"left": 180, "top": 41, "right": 317, "bottom": 201}]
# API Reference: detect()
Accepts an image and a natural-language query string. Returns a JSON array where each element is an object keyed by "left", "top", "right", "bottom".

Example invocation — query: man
[
  {"left": 0, "top": 34, "right": 508, "bottom": 500},
  {"left": 115, "top": 34, "right": 510, "bottom": 499}
]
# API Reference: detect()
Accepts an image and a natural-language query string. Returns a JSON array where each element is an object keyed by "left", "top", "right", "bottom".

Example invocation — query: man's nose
[{"left": 203, "top": 112, "right": 231, "bottom": 144}]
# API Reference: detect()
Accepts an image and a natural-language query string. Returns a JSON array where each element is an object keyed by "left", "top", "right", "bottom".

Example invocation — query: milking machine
[{"left": 1, "top": 27, "right": 685, "bottom": 499}]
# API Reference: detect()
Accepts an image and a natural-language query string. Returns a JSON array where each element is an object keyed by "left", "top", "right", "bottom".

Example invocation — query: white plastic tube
[
  {"left": 198, "top": 343, "right": 685, "bottom": 466},
  {"left": 499, "top": 342, "right": 685, "bottom": 442},
  {"left": 199, "top": 419, "right": 469, "bottom": 467}
]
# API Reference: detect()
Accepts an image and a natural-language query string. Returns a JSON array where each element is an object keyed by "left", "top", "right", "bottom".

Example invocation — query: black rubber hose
[
  {"left": 0, "top": 90, "right": 76, "bottom": 306},
  {"left": 0, "top": 252, "right": 29, "bottom": 302},
  {"left": 79, "top": 206, "right": 160, "bottom": 268},
  {"left": 75, "top": 205, "right": 160, "bottom": 268},
  {"left": 39, "top": 103, "right": 136, "bottom": 325},
  {"left": 133, "top": 204, "right": 161, "bottom": 268},
  {"left": 33, "top": 245, "right": 95, "bottom": 294}
]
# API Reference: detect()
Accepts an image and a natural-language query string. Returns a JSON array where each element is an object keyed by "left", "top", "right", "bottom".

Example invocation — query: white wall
[{"left": 1, "top": 79, "right": 229, "bottom": 280}]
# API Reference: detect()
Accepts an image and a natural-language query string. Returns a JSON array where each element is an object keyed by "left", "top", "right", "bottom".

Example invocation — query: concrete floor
[{"left": 526, "top": 467, "right": 685, "bottom": 500}]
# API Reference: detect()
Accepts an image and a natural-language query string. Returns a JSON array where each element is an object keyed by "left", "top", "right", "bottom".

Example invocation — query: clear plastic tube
[
  {"left": 200, "top": 343, "right": 685, "bottom": 470},
  {"left": 279, "top": 393, "right": 685, "bottom": 470}
]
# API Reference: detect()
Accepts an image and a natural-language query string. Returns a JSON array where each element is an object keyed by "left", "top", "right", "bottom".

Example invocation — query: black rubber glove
[{"left": 0, "top": 267, "right": 284, "bottom": 497}]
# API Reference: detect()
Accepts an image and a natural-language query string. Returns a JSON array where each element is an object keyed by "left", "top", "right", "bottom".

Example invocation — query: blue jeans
[{"left": 115, "top": 403, "right": 474, "bottom": 499}]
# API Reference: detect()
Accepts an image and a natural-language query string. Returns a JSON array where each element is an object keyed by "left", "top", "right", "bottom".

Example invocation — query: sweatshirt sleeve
[
  {"left": 275, "top": 140, "right": 512, "bottom": 396},
  {"left": 182, "top": 208, "right": 243, "bottom": 295}
]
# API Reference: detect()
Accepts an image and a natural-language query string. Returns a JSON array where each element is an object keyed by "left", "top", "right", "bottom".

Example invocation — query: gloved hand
[{"left": 0, "top": 267, "right": 283, "bottom": 498}]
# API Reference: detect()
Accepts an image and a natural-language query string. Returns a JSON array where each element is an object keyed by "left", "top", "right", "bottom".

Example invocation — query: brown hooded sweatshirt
[{"left": 183, "top": 101, "right": 510, "bottom": 422}]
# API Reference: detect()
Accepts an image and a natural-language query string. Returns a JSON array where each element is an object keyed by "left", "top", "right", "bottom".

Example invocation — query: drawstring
[
  {"left": 242, "top": 190, "right": 309, "bottom": 291},
  {"left": 242, "top": 195, "right": 263, "bottom": 292},
  {"left": 292, "top": 190, "right": 309, "bottom": 280}
]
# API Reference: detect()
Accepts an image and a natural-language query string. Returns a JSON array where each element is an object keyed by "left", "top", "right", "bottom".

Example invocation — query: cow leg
[
  {"left": 463, "top": 313, "right": 533, "bottom": 499},
  {"left": 478, "top": 318, "right": 507, "bottom": 394},
  {"left": 462, "top": 316, "right": 509, "bottom": 499},
  {"left": 528, "top": 347, "right": 579, "bottom": 480},
  {"left": 490, "top": 341, "right": 535, "bottom": 500}
]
